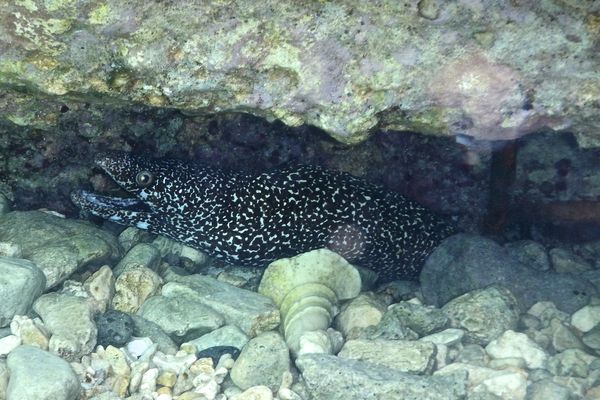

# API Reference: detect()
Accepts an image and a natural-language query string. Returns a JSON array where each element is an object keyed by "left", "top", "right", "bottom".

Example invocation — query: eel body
[{"left": 72, "top": 151, "right": 456, "bottom": 282}]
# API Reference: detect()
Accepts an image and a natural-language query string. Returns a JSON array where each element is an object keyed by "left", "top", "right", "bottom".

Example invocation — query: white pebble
[
  {"left": 127, "top": 337, "right": 155, "bottom": 358},
  {"left": 152, "top": 351, "right": 197, "bottom": 374},
  {"left": 139, "top": 367, "right": 158, "bottom": 394},
  {"left": 278, "top": 388, "right": 303, "bottom": 400},
  {"left": 194, "top": 379, "right": 219, "bottom": 400},
  {"left": 0, "top": 335, "right": 21, "bottom": 356},
  {"left": 473, "top": 369, "right": 528, "bottom": 400},
  {"left": 571, "top": 305, "right": 600, "bottom": 333},
  {"left": 485, "top": 330, "right": 548, "bottom": 369},
  {"left": 235, "top": 385, "right": 273, "bottom": 400}
]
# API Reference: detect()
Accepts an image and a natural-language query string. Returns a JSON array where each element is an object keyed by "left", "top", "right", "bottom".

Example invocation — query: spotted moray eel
[{"left": 72, "top": 151, "right": 456, "bottom": 282}]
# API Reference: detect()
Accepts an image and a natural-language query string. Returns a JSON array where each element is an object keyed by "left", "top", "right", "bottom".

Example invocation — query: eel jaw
[{"left": 71, "top": 190, "right": 154, "bottom": 228}]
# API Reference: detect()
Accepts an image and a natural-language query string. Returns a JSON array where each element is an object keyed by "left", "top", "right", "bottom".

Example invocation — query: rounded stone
[
  {"left": 33, "top": 293, "right": 97, "bottom": 361},
  {"left": 6, "top": 345, "right": 80, "bottom": 400},
  {"left": 0, "top": 211, "right": 121, "bottom": 289},
  {"left": 96, "top": 309, "right": 135, "bottom": 348},
  {"left": 442, "top": 286, "right": 519, "bottom": 345},
  {"left": 230, "top": 331, "right": 290, "bottom": 391},
  {"left": 0, "top": 256, "right": 46, "bottom": 328},
  {"left": 485, "top": 330, "right": 548, "bottom": 369},
  {"left": 571, "top": 304, "right": 600, "bottom": 333}
]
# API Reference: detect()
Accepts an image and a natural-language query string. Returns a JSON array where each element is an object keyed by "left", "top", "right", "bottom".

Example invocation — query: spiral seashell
[{"left": 258, "top": 248, "right": 362, "bottom": 356}]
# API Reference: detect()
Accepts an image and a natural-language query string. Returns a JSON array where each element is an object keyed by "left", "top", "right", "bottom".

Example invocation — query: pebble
[
  {"left": 436, "top": 362, "right": 527, "bottom": 399},
  {"left": 217, "top": 271, "right": 249, "bottom": 287},
  {"left": 197, "top": 345, "right": 241, "bottom": 365},
  {"left": 163, "top": 276, "right": 280, "bottom": 337},
  {"left": 547, "top": 348, "right": 597, "bottom": 378},
  {"left": 339, "top": 339, "right": 436, "bottom": 374},
  {"left": 442, "top": 285, "right": 520, "bottom": 345},
  {"left": 10, "top": 315, "right": 49, "bottom": 349},
  {"left": 550, "top": 319, "right": 585, "bottom": 352},
  {"left": 472, "top": 368, "right": 528, "bottom": 400},
  {"left": 455, "top": 344, "right": 489, "bottom": 366},
  {"left": 485, "top": 330, "right": 548, "bottom": 369},
  {"left": 102, "top": 345, "right": 132, "bottom": 377},
  {"left": 83, "top": 265, "right": 115, "bottom": 313},
  {"left": 0, "top": 211, "right": 121, "bottom": 289},
  {"left": 112, "top": 265, "right": 163, "bottom": 313},
  {"left": 157, "top": 370, "right": 177, "bottom": 387},
  {"left": 527, "top": 302, "right": 569, "bottom": 326},
  {"left": 230, "top": 331, "right": 290, "bottom": 390},
  {"left": 139, "top": 367, "right": 159, "bottom": 394},
  {"left": 334, "top": 292, "right": 387, "bottom": 337},
  {"left": 118, "top": 227, "right": 153, "bottom": 253},
  {"left": 131, "top": 314, "right": 178, "bottom": 355},
  {"left": 33, "top": 292, "right": 97, "bottom": 361},
  {"left": 582, "top": 324, "right": 600, "bottom": 350},
  {"left": 152, "top": 236, "right": 208, "bottom": 268},
  {"left": 6, "top": 345, "right": 80, "bottom": 400},
  {"left": 161, "top": 275, "right": 280, "bottom": 337},
  {"left": 0, "top": 334, "right": 21, "bottom": 356},
  {"left": 357, "top": 307, "right": 419, "bottom": 341},
  {"left": 138, "top": 294, "right": 225, "bottom": 343},
  {"left": 152, "top": 351, "right": 197, "bottom": 375},
  {"left": 571, "top": 304, "right": 600, "bottom": 332},
  {"left": 129, "top": 359, "right": 150, "bottom": 393},
  {"left": 186, "top": 325, "right": 249, "bottom": 354},
  {"left": 0, "top": 256, "right": 46, "bottom": 327},
  {"left": 386, "top": 301, "right": 449, "bottom": 336},
  {"left": 127, "top": 336, "right": 156, "bottom": 359},
  {"left": 420, "top": 328, "right": 465, "bottom": 346},
  {"left": 236, "top": 385, "right": 274, "bottom": 400},
  {"left": 96, "top": 309, "right": 135, "bottom": 348},
  {"left": 113, "top": 243, "right": 161, "bottom": 277}
]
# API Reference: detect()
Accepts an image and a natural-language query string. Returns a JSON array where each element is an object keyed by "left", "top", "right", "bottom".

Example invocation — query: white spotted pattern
[{"left": 73, "top": 152, "right": 456, "bottom": 282}]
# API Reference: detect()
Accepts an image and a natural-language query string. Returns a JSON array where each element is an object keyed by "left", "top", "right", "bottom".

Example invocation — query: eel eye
[{"left": 135, "top": 171, "right": 154, "bottom": 187}]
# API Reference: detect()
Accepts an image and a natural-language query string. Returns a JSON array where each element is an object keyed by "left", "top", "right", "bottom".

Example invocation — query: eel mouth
[{"left": 71, "top": 190, "right": 152, "bottom": 219}]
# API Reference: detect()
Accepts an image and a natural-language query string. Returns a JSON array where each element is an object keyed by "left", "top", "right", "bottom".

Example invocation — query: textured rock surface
[
  {"left": 1, "top": 1, "right": 599, "bottom": 146},
  {"left": 130, "top": 314, "right": 178, "bottom": 355},
  {"left": 0, "top": 211, "right": 121, "bottom": 288},
  {"left": 421, "top": 234, "right": 596, "bottom": 313},
  {"left": 33, "top": 292, "right": 97, "bottom": 361},
  {"left": 112, "top": 265, "right": 163, "bottom": 313},
  {"left": 95, "top": 310, "right": 135, "bottom": 348},
  {"left": 230, "top": 331, "right": 290, "bottom": 391},
  {"left": 187, "top": 325, "right": 249, "bottom": 354},
  {"left": 338, "top": 339, "right": 437, "bottom": 374},
  {"left": 297, "top": 353, "right": 467, "bottom": 400},
  {"left": 6, "top": 345, "right": 80, "bottom": 400},
  {"left": 442, "top": 286, "right": 519, "bottom": 346},
  {"left": 165, "top": 275, "right": 280, "bottom": 337},
  {"left": 485, "top": 330, "right": 548, "bottom": 369},
  {"left": 0, "top": 256, "right": 46, "bottom": 327},
  {"left": 137, "top": 294, "right": 225, "bottom": 344}
]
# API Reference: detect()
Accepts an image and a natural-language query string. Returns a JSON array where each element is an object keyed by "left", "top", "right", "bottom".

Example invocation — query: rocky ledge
[{"left": 1, "top": 0, "right": 599, "bottom": 146}]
